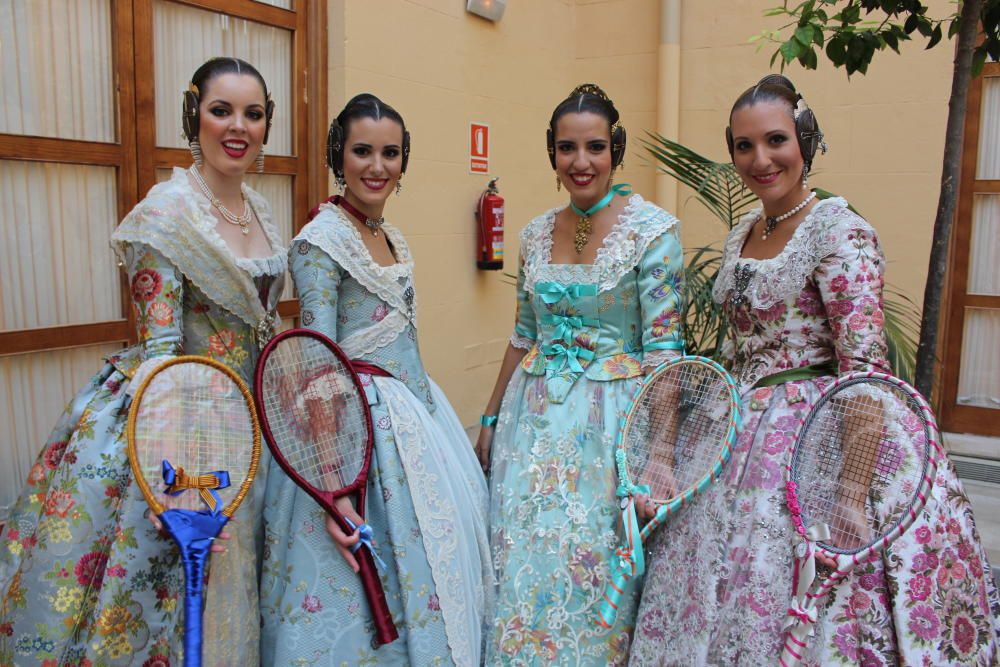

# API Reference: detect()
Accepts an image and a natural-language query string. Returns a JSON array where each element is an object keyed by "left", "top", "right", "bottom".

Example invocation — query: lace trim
[
  {"left": 713, "top": 197, "right": 861, "bottom": 309},
  {"left": 641, "top": 348, "right": 679, "bottom": 371},
  {"left": 521, "top": 194, "right": 678, "bottom": 294},
  {"left": 376, "top": 380, "right": 481, "bottom": 667},
  {"left": 509, "top": 333, "right": 535, "bottom": 350},
  {"left": 111, "top": 167, "right": 286, "bottom": 330},
  {"left": 295, "top": 206, "right": 418, "bottom": 325},
  {"left": 338, "top": 309, "right": 409, "bottom": 360}
]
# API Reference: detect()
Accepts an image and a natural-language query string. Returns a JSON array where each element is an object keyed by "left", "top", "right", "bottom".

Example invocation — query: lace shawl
[
  {"left": 110, "top": 167, "right": 286, "bottom": 338},
  {"left": 293, "top": 204, "right": 418, "bottom": 359},
  {"left": 520, "top": 194, "right": 679, "bottom": 294},
  {"left": 712, "top": 197, "right": 866, "bottom": 309}
]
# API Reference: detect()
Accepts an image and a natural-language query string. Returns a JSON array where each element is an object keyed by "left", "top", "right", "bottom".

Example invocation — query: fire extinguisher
[{"left": 476, "top": 177, "right": 504, "bottom": 270}]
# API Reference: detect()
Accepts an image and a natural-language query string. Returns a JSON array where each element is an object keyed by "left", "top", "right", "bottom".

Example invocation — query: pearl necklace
[
  {"left": 191, "top": 166, "right": 253, "bottom": 235},
  {"left": 761, "top": 191, "right": 816, "bottom": 240}
]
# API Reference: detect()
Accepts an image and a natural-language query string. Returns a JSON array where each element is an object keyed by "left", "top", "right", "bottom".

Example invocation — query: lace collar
[
  {"left": 713, "top": 196, "right": 855, "bottom": 309},
  {"left": 111, "top": 167, "right": 286, "bottom": 335},
  {"left": 521, "top": 193, "right": 678, "bottom": 293},
  {"left": 294, "top": 203, "right": 417, "bottom": 322}
]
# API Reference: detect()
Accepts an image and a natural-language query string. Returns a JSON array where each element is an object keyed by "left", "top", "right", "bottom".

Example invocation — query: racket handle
[
  {"left": 595, "top": 569, "right": 629, "bottom": 629},
  {"left": 779, "top": 628, "right": 809, "bottom": 667},
  {"left": 357, "top": 546, "right": 399, "bottom": 645}
]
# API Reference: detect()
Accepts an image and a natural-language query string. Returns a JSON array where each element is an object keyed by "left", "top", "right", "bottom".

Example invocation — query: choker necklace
[
  {"left": 761, "top": 190, "right": 816, "bottom": 240},
  {"left": 334, "top": 195, "right": 385, "bottom": 236},
  {"left": 191, "top": 166, "right": 252, "bottom": 235},
  {"left": 568, "top": 183, "right": 631, "bottom": 254}
]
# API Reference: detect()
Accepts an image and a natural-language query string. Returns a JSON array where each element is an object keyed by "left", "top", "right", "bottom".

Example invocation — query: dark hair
[
  {"left": 192, "top": 57, "right": 269, "bottom": 101},
  {"left": 725, "top": 74, "right": 824, "bottom": 168},
  {"left": 326, "top": 93, "right": 411, "bottom": 174},
  {"left": 546, "top": 83, "right": 626, "bottom": 169},
  {"left": 182, "top": 57, "right": 273, "bottom": 144}
]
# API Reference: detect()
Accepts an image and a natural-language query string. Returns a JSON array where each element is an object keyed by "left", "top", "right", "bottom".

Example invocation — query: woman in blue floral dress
[
  {"left": 0, "top": 58, "right": 286, "bottom": 666},
  {"left": 259, "top": 94, "right": 491, "bottom": 667},
  {"left": 630, "top": 74, "right": 1000, "bottom": 666},
  {"left": 476, "top": 84, "right": 684, "bottom": 666}
]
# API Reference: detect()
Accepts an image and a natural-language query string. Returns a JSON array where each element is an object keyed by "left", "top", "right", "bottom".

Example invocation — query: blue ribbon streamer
[
  {"left": 537, "top": 282, "right": 598, "bottom": 305},
  {"left": 542, "top": 343, "right": 596, "bottom": 374},
  {"left": 345, "top": 517, "right": 388, "bottom": 571}
]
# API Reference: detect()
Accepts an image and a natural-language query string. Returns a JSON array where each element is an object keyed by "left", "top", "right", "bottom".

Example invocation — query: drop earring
[
  {"left": 801, "top": 163, "right": 810, "bottom": 189},
  {"left": 189, "top": 140, "right": 203, "bottom": 167},
  {"left": 255, "top": 147, "right": 265, "bottom": 173},
  {"left": 396, "top": 177, "right": 403, "bottom": 196},
  {"left": 336, "top": 174, "right": 346, "bottom": 193},
  {"left": 556, "top": 176, "right": 562, "bottom": 192}
]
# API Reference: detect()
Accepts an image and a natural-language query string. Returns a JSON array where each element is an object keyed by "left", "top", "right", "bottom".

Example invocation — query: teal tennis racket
[{"left": 596, "top": 355, "right": 741, "bottom": 628}]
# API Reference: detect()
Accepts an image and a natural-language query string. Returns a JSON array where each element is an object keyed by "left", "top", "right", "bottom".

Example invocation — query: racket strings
[
  {"left": 260, "top": 337, "right": 368, "bottom": 491},
  {"left": 133, "top": 364, "right": 256, "bottom": 512},
  {"left": 794, "top": 380, "right": 928, "bottom": 552},
  {"left": 626, "top": 364, "right": 734, "bottom": 500}
]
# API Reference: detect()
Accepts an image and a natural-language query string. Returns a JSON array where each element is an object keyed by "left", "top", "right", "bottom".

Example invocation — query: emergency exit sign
[{"left": 470, "top": 122, "right": 489, "bottom": 174}]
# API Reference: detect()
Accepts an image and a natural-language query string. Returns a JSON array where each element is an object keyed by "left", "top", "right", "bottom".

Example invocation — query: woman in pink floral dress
[{"left": 629, "top": 75, "right": 1000, "bottom": 666}]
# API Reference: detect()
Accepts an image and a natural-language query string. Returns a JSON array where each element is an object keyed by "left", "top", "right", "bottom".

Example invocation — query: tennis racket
[
  {"left": 596, "top": 355, "right": 741, "bottom": 628},
  {"left": 779, "top": 371, "right": 939, "bottom": 666},
  {"left": 254, "top": 328, "right": 398, "bottom": 645},
  {"left": 126, "top": 356, "right": 261, "bottom": 667}
]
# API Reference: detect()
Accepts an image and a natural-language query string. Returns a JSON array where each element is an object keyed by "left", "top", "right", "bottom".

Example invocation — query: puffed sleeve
[
  {"left": 509, "top": 246, "right": 536, "bottom": 350},
  {"left": 639, "top": 228, "right": 685, "bottom": 370},
  {"left": 289, "top": 238, "right": 343, "bottom": 341},
  {"left": 124, "top": 242, "right": 184, "bottom": 361},
  {"left": 814, "top": 218, "right": 890, "bottom": 374}
]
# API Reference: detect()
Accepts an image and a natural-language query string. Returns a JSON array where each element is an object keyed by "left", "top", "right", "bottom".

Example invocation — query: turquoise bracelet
[{"left": 480, "top": 414, "right": 499, "bottom": 427}]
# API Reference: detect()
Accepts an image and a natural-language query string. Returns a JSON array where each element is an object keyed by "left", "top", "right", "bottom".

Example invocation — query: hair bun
[
  {"left": 756, "top": 73, "right": 798, "bottom": 94},
  {"left": 570, "top": 83, "right": 612, "bottom": 102}
]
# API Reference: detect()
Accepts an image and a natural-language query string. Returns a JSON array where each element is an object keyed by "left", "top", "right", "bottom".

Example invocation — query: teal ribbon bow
[
  {"left": 162, "top": 460, "right": 231, "bottom": 515},
  {"left": 545, "top": 313, "right": 598, "bottom": 343},
  {"left": 537, "top": 282, "right": 598, "bottom": 305},
  {"left": 569, "top": 183, "right": 633, "bottom": 218},
  {"left": 542, "top": 343, "right": 595, "bottom": 374}
]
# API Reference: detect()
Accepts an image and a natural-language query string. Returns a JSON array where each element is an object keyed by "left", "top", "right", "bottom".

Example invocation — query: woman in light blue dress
[
  {"left": 260, "top": 94, "right": 491, "bottom": 667},
  {"left": 476, "top": 84, "right": 685, "bottom": 666}
]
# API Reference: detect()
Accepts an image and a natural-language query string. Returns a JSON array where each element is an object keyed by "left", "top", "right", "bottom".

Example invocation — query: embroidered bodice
[
  {"left": 510, "top": 194, "right": 684, "bottom": 403},
  {"left": 290, "top": 203, "right": 435, "bottom": 412},
  {"left": 712, "top": 196, "right": 889, "bottom": 390},
  {"left": 110, "top": 167, "right": 286, "bottom": 382}
]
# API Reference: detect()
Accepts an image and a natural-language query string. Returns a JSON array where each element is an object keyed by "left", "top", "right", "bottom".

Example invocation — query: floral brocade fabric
[
  {"left": 486, "top": 194, "right": 684, "bottom": 666},
  {"left": 0, "top": 168, "right": 285, "bottom": 667},
  {"left": 629, "top": 197, "right": 1000, "bottom": 666}
]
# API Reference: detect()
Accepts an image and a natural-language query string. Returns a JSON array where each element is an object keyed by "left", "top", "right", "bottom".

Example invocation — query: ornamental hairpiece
[{"left": 571, "top": 83, "right": 613, "bottom": 102}]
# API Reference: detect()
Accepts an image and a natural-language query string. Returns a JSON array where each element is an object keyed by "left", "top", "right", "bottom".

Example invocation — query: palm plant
[{"left": 642, "top": 132, "right": 920, "bottom": 382}]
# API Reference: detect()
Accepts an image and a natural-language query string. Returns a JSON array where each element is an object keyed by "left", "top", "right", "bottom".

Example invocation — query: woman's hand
[
  {"left": 476, "top": 426, "right": 493, "bottom": 473},
  {"left": 324, "top": 497, "right": 366, "bottom": 573}
]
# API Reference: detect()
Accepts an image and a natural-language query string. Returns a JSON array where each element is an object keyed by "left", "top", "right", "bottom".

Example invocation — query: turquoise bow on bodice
[
  {"left": 537, "top": 282, "right": 598, "bottom": 305},
  {"left": 542, "top": 343, "right": 596, "bottom": 373},
  {"left": 545, "top": 312, "right": 599, "bottom": 343}
]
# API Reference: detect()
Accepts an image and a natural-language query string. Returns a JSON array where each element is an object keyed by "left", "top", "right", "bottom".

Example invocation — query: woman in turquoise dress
[
  {"left": 476, "top": 84, "right": 684, "bottom": 666},
  {"left": 0, "top": 58, "right": 285, "bottom": 666},
  {"left": 260, "top": 94, "right": 491, "bottom": 667}
]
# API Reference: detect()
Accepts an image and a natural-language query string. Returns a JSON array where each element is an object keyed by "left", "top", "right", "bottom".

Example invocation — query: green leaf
[
  {"left": 904, "top": 13, "right": 919, "bottom": 34},
  {"left": 763, "top": 6, "right": 788, "bottom": 16},
  {"left": 781, "top": 39, "right": 803, "bottom": 62},
  {"left": 826, "top": 36, "right": 848, "bottom": 66},
  {"left": 926, "top": 23, "right": 942, "bottom": 49},
  {"left": 794, "top": 24, "right": 816, "bottom": 47},
  {"left": 883, "top": 30, "right": 899, "bottom": 52},
  {"left": 801, "top": 45, "right": 819, "bottom": 69},
  {"left": 972, "top": 46, "right": 988, "bottom": 78}
]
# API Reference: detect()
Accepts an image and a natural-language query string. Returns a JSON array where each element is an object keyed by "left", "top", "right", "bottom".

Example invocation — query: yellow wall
[{"left": 327, "top": 0, "right": 953, "bottom": 426}]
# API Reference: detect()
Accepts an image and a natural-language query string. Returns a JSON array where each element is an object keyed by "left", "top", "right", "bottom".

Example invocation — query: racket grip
[
  {"left": 357, "top": 546, "right": 399, "bottom": 644},
  {"left": 595, "top": 570, "right": 629, "bottom": 629}
]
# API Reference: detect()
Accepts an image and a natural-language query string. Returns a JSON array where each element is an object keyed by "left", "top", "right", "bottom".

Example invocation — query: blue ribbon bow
[
  {"left": 537, "top": 282, "right": 598, "bottom": 305},
  {"left": 162, "top": 460, "right": 231, "bottom": 515},
  {"left": 542, "top": 343, "right": 596, "bottom": 374},
  {"left": 345, "top": 517, "right": 388, "bottom": 571},
  {"left": 545, "top": 313, "right": 598, "bottom": 343}
]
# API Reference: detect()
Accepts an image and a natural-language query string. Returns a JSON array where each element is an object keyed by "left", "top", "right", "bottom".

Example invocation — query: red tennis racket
[{"left": 254, "top": 328, "right": 398, "bottom": 645}]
